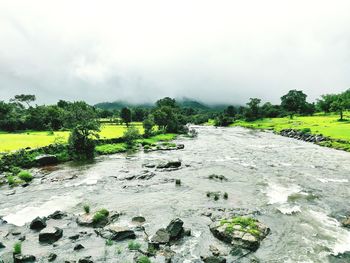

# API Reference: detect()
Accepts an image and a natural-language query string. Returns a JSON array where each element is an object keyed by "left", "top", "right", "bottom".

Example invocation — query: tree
[
  {"left": 132, "top": 107, "right": 147, "bottom": 122},
  {"left": 316, "top": 94, "right": 337, "bottom": 113},
  {"left": 143, "top": 115, "right": 155, "bottom": 137},
  {"left": 68, "top": 121, "right": 100, "bottom": 160},
  {"left": 156, "top": 97, "right": 177, "bottom": 108},
  {"left": 244, "top": 98, "right": 261, "bottom": 121},
  {"left": 11, "top": 94, "right": 36, "bottom": 108},
  {"left": 120, "top": 107, "right": 132, "bottom": 126},
  {"left": 225, "top": 106, "right": 236, "bottom": 117},
  {"left": 280, "top": 90, "right": 307, "bottom": 118},
  {"left": 330, "top": 90, "right": 350, "bottom": 120},
  {"left": 261, "top": 102, "right": 281, "bottom": 118}
]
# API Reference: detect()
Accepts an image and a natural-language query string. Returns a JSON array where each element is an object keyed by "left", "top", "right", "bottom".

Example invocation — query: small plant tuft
[
  {"left": 13, "top": 242, "right": 22, "bottom": 255},
  {"left": 175, "top": 179, "right": 181, "bottom": 186},
  {"left": 128, "top": 241, "right": 141, "bottom": 251},
  {"left": 105, "top": 239, "right": 113, "bottom": 246},
  {"left": 83, "top": 204, "right": 90, "bottom": 214},
  {"left": 223, "top": 192, "right": 228, "bottom": 199}
]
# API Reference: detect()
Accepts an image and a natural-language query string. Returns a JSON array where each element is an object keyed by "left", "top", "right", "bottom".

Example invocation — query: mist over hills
[{"left": 94, "top": 98, "right": 232, "bottom": 111}]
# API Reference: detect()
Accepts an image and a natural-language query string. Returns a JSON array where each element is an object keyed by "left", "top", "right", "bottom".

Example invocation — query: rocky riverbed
[{"left": 0, "top": 126, "right": 350, "bottom": 262}]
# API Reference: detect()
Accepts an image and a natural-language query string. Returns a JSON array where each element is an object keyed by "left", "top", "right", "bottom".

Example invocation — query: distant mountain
[
  {"left": 94, "top": 98, "right": 231, "bottom": 111},
  {"left": 94, "top": 101, "right": 153, "bottom": 110}
]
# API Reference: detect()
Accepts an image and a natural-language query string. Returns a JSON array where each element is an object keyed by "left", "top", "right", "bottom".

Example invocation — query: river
[{"left": 0, "top": 126, "right": 349, "bottom": 262}]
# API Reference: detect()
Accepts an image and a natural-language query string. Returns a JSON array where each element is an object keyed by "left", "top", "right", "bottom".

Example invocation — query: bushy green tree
[
  {"left": 68, "top": 121, "right": 100, "bottom": 160},
  {"left": 281, "top": 90, "right": 307, "bottom": 118},
  {"left": 330, "top": 90, "right": 350, "bottom": 120},
  {"left": 244, "top": 98, "right": 261, "bottom": 121}
]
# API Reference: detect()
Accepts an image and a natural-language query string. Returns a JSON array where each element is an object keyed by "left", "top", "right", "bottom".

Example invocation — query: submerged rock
[
  {"left": 47, "top": 253, "right": 57, "bottom": 262},
  {"left": 210, "top": 217, "right": 269, "bottom": 252},
  {"left": 96, "top": 224, "right": 136, "bottom": 241},
  {"left": 132, "top": 216, "right": 146, "bottom": 225},
  {"left": 342, "top": 217, "right": 350, "bottom": 228},
  {"left": 74, "top": 244, "right": 85, "bottom": 251},
  {"left": 48, "top": 210, "right": 67, "bottom": 220},
  {"left": 13, "top": 254, "right": 36, "bottom": 263},
  {"left": 29, "top": 217, "right": 47, "bottom": 230},
  {"left": 156, "top": 160, "right": 182, "bottom": 169},
  {"left": 35, "top": 154, "right": 58, "bottom": 166},
  {"left": 78, "top": 256, "right": 93, "bottom": 263},
  {"left": 202, "top": 256, "right": 226, "bottom": 263},
  {"left": 0, "top": 241, "right": 5, "bottom": 248},
  {"left": 39, "top": 227, "right": 63, "bottom": 244}
]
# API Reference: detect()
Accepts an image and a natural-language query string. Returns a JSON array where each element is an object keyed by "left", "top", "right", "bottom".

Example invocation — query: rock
[
  {"left": 39, "top": 227, "right": 63, "bottom": 244},
  {"left": 150, "top": 228, "right": 170, "bottom": 244},
  {"left": 157, "top": 160, "right": 182, "bottom": 169},
  {"left": 78, "top": 257, "right": 93, "bottom": 263},
  {"left": 210, "top": 217, "right": 269, "bottom": 252},
  {"left": 69, "top": 234, "right": 80, "bottom": 240},
  {"left": 166, "top": 218, "right": 184, "bottom": 240},
  {"left": 177, "top": 144, "right": 185, "bottom": 149},
  {"left": 96, "top": 224, "right": 136, "bottom": 241},
  {"left": 137, "top": 171, "right": 156, "bottom": 180},
  {"left": 0, "top": 242, "right": 5, "bottom": 248},
  {"left": 342, "top": 217, "right": 350, "bottom": 228},
  {"left": 209, "top": 245, "right": 220, "bottom": 256},
  {"left": 29, "top": 216, "right": 47, "bottom": 230},
  {"left": 35, "top": 154, "right": 58, "bottom": 166},
  {"left": 76, "top": 214, "right": 94, "bottom": 227},
  {"left": 132, "top": 216, "right": 146, "bottom": 224},
  {"left": 202, "top": 256, "right": 226, "bottom": 263},
  {"left": 13, "top": 254, "right": 36, "bottom": 263},
  {"left": 18, "top": 235, "right": 26, "bottom": 241},
  {"left": 74, "top": 244, "right": 85, "bottom": 251},
  {"left": 48, "top": 210, "right": 67, "bottom": 220},
  {"left": 48, "top": 253, "right": 57, "bottom": 262}
]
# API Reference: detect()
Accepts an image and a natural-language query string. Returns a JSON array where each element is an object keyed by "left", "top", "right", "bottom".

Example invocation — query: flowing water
[{"left": 1, "top": 126, "right": 350, "bottom": 262}]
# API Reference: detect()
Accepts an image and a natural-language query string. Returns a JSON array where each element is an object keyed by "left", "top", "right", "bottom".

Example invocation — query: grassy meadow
[
  {"left": 0, "top": 123, "right": 144, "bottom": 152},
  {"left": 231, "top": 112, "right": 350, "bottom": 141}
]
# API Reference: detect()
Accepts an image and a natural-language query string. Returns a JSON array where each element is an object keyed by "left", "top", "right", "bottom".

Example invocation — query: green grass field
[
  {"left": 231, "top": 112, "right": 350, "bottom": 141},
  {"left": 0, "top": 123, "right": 144, "bottom": 152}
]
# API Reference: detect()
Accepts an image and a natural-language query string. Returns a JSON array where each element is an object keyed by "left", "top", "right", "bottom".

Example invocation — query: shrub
[
  {"left": 128, "top": 241, "right": 141, "bottom": 251},
  {"left": 95, "top": 143, "right": 127, "bottom": 155},
  {"left": 18, "top": 170, "right": 33, "bottom": 182},
  {"left": 300, "top": 127, "right": 311, "bottom": 134},
  {"left": 13, "top": 242, "right": 22, "bottom": 254},
  {"left": 83, "top": 204, "right": 90, "bottom": 214},
  {"left": 7, "top": 176, "right": 16, "bottom": 185},
  {"left": 97, "top": 208, "right": 109, "bottom": 217},
  {"left": 123, "top": 126, "right": 141, "bottom": 147}
]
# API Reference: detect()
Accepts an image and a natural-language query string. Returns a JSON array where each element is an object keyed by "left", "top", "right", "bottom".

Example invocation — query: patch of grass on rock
[{"left": 220, "top": 217, "right": 261, "bottom": 237}]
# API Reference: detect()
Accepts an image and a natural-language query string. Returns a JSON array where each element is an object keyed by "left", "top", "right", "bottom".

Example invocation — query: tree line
[{"left": 214, "top": 89, "right": 350, "bottom": 126}]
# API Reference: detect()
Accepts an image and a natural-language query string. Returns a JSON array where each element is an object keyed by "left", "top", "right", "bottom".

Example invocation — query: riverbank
[{"left": 230, "top": 113, "right": 350, "bottom": 152}]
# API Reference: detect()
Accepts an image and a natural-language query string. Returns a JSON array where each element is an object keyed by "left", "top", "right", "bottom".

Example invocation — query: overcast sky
[{"left": 0, "top": 0, "right": 350, "bottom": 105}]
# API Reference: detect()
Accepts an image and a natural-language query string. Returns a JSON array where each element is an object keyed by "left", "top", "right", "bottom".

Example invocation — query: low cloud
[{"left": 1, "top": 0, "right": 350, "bottom": 105}]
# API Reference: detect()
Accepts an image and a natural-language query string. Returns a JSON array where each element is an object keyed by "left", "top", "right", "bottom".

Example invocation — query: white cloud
[{"left": 0, "top": 0, "right": 349, "bottom": 104}]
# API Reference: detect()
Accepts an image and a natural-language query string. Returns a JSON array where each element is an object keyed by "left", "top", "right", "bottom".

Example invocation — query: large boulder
[
  {"left": 39, "top": 227, "right": 63, "bottom": 244},
  {"left": 35, "top": 154, "right": 58, "bottom": 166},
  {"left": 166, "top": 218, "right": 184, "bottom": 240},
  {"left": 96, "top": 224, "right": 136, "bottom": 241},
  {"left": 29, "top": 217, "right": 47, "bottom": 230},
  {"left": 210, "top": 217, "right": 269, "bottom": 252}
]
